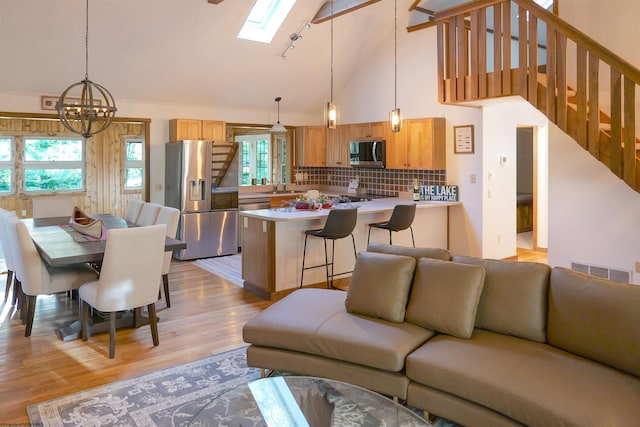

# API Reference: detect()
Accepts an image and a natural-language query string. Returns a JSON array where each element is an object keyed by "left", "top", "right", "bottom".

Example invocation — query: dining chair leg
[
  {"left": 162, "top": 274, "right": 171, "bottom": 308},
  {"left": 25, "top": 295, "right": 36, "bottom": 337},
  {"left": 81, "top": 301, "right": 90, "bottom": 341},
  {"left": 409, "top": 226, "right": 415, "bottom": 247},
  {"left": 13, "top": 278, "right": 21, "bottom": 308},
  {"left": 4, "top": 270, "right": 13, "bottom": 300},
  {"left": 109, "top": 312, "right": 116, "bottom": 359},
  {"left": 148, "top": 303, "right": 159, "bottom": 347}
]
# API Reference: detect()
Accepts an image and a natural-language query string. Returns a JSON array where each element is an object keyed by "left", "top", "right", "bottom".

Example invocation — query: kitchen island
[{"left": 240, "top": 198, "right": 459, "bottom": 300}]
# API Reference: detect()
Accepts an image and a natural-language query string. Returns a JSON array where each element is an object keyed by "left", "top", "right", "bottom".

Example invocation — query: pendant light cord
[
  {"left": 85, "top": 0, "right": 89, "bottom": 79},
  {"left": 394, "top": 0, "right": 397, "bottom": 109},
  {"left": 330, "top": 0, "right": 334, "bottom": 103}
]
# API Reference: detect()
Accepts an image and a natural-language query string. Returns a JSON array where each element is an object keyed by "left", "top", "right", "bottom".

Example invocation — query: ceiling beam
[{"left": 311, "top": 0, "right": 382, "bottom": 24}]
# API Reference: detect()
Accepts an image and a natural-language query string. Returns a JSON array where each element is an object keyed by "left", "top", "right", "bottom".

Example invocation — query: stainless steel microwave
[{"left": 349, "top": 139, "right": 386, "bottom": 168}]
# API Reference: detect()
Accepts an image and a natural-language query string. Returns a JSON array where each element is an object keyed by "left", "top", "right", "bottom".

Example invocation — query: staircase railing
[{"left": 434, "top": 0, "right": 640, "bottom": 191}]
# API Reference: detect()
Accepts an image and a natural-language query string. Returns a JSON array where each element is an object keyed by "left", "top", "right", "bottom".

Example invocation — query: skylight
[
  {"left": 238, "top": 0, "right": 296, "bottom": 44},
  {"left": 535, "top": 0, "right": 554, "bottom": 10}
]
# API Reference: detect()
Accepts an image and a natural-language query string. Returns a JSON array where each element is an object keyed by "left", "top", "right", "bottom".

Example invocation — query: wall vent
[{"left": 570, "top": 262, "right": 631, "bottom": 283}]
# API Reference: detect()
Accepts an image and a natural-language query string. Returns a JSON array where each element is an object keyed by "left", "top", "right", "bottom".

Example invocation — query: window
[
  {"left": 23, "top": 138, "right": 84, "bottom": 192},
  {"left": 0, "top": 138, "right": 14, "bottom": 193},
  {"left": 238, "top": 134, "right": 271, "bottom": 185},
  {"left": 124, "top": 139, "right": 144, "bottom": 189},
  {"left": 238, "top": 0, "right": 296, "bottom": 43}
]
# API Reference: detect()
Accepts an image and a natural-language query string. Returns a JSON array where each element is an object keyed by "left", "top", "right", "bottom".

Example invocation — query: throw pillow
[
  {"left": 367, "top": 243, "right": 451, "bottom": 261},
  {"left": 406, "top": 258, "right": 485, "bottom": 338},
  {"left": 345, "top": 251, "right": 416, "bottom": 323}
]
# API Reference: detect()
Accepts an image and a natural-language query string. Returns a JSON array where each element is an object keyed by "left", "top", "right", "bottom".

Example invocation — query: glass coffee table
[{"left": 189, "top": 376, "right": 431, "bottom": 426}]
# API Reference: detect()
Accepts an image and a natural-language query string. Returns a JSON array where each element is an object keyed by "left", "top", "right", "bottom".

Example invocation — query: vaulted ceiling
[{"left": 0, "top": 0, "right": 459, "bottom": 115}]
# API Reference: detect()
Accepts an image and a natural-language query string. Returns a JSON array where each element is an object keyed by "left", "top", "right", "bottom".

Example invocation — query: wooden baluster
[
  {"left": 588, "top": 52, "right": 600, "bottom": 157},
  {"left": 448, "top": 18, "right": 457, "bottom": 101},
  {"left": 478, "top": 8, "right": 488, "bottom": 99},
  {"left": 502, "top": 0, "right": 511, "bottom": 95},
  {"left": 491, "top": 4, "right": 502, "bottom": 97},
  {"left": 610, "top": 68, "right": 622, "bottom": 177},
  {"left": 623, "top": 76, "right": 636, "bottom": 188},
  {"left": 528, "top": 14, "right": 538, "bottom": 107},
  {"left": 556, "top": 33, "right": 568, "bottom": 132},
  {"left": 470, "top": 10, "right": 480, "bottom": 100},
  {"left": 576, "top": 45, "right": 588, "bottom": 149},
  {"left": 546, "top": 25, "right": 557, "bottom": 123},
  {"left": 517, "top": 3, "right": 528, "bottom": 97},
  {"left": 437, "top": 21, "right": 445, "bottom": 103}
]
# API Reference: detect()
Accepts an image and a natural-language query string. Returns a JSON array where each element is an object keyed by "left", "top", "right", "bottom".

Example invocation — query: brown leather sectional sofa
[{"left": 242, "top": 244, "right": 640, "bottom": 427}]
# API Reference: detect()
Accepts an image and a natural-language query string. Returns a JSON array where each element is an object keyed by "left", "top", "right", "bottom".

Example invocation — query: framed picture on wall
[{"left": 454, "top": 125, "right": 474, "bottom": 154}]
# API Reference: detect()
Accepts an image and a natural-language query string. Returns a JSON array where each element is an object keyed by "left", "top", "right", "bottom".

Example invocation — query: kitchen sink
[{"left": 259, "top": 190, "right": 299, "bottom": 194}]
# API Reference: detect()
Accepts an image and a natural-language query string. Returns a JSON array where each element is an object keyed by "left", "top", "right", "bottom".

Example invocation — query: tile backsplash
[{"left": 294, "top": 167, "right": 446, "bottom": 196}]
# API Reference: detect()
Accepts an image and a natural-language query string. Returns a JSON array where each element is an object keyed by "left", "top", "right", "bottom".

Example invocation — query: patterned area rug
[
  {"left": 27, "top": 347, "right": 259, "bottom": 427},
  {"left": 193, "top": 254, "right": 243, "bottom": 287},
  {"left": 27, "top": 346, "right": 462, "bottom": 427}
]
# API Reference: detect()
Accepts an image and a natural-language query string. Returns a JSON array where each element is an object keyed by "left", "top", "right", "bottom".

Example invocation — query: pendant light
[
  {"left": 390, "top": 0, "right": 401, "bottom": 133},
  {"left": 270, "top": 97, "right": 286, "bottom": 132},
  {"left": 56, "top": 0, "right": 117, "bottom": 138},
  {"left": 326, "top": 0, "right": 337, "bottom": 129}
]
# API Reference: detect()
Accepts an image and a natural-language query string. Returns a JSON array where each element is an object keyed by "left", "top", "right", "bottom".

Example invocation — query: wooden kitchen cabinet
[
  {"left": 169, "top": 119, "right": 202, "bottom": 141},
  {"left": 242, "top": 216, "right": 275, "bottom": 299},
  {"left": 369, "top": 121, "right": 389, "bottom": 139},
  {"left": 386, "top": 118, "right": 446, "bottom": 170},
  {"left": 295, "top": 126, "right": 326, "bottom": 166},
  {"left": 169, "top": 119, "right": 226, "bottom": 142},
  {"left": 326, "top": 124, "right": 351, "bottom": 167},
  {"left": 201, "top": 120, "right": 226, "bottom": 141}
]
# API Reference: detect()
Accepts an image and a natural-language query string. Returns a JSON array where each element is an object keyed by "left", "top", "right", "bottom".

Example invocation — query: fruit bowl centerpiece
[{"left": 294, "top": 192, "right": 333, "bottom": 210}]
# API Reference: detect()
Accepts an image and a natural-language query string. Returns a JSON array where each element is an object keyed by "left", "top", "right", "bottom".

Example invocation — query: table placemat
[{"left": 59, "top": 223, "right": 107, "bottom": 243}]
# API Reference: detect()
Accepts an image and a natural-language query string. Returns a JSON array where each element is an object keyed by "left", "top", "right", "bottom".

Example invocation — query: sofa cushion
[
  {"left": 548, "top": 267, "right": 640, "bottom": 377},
  {"left": 345, "top": 251, "right": 416, "bottom": 323},
  {"left": 243, "top": 288, "right": 435, "bottom": 372},
  {"left": 367, "top": 243, "right": 451, "bottom": 261},
  {"left": 406, "top": 330, "right": 640, "bottom": 427},
  {"left": 452, "top": 256, "right": 550, "bottom": 343},
  {"left": 406, "top": 258, "right": 485, "bottom": 339}
]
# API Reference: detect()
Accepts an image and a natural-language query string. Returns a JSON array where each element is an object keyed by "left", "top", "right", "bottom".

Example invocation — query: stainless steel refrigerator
[{"left": 165, "top": 140, "right": 238, "bottom": 260}]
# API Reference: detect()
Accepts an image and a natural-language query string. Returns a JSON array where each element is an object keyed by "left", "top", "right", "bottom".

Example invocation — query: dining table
[
  {"left": 24, "top": 214, "right": 186, "bottom": 267},
  {"left": 22, "top": 214, "right": 187, "bottom": 341}
]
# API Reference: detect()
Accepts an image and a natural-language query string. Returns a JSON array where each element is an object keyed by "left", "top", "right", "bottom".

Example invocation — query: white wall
[
  {"left": 548, "top": 123, "right": 640, "bottom": 284},
  {"left": 480, "top": 98, "right": 549, "bottom": 259},
  {"left": 0, "top": 91, "right": 318, "bottom": 203}
]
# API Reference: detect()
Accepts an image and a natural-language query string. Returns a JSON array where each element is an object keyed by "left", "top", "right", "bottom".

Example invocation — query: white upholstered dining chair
[
  {"left": 124, "top": 199, "right": 145, "bottom": 224},
  {"left": 6, "top": 215, "right": 98, "bottom": 336},
  {"left": 32, "top": 196, "right": 74, "bottom": 219},
  {"left": 79, "top": 224, "right": 166, "bottom": 358},
  {"left": 136, "top": 202, "right": 162, "bottom": 226},
  {"left": 0, "top": 209, "right": 17, "bottom": 303},
  {"left": 154, "top": 206, "right": 180, "bottom": 307}
]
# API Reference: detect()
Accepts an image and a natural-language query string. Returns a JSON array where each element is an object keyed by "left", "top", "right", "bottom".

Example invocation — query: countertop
[
  {"left": 239, "top": 191, "right": 303, "bottom": 200},
  {"left": 238, "top": 198, "right": 460, "bottom": 222}
]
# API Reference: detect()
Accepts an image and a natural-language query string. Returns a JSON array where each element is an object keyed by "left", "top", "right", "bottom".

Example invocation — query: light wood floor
[
  {"left": 0, "top": 248, "right": 547, "bottom": 423},
  {"left": 0, "top": 260, "right": 272, "bottom": 423}
]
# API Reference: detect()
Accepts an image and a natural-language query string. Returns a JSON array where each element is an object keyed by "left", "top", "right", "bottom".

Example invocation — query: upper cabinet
[
  {"left": 350, "top": 121, "right": 388, "bottom": 140},
  {"left": 295, "top": 126, "right": 326, "bottom": 167},
  {"left": 326, "top": 125, "right": 351, "bottom": 167},
  {"left": 386, "top": 118, "right": 446, "bottom": 170},
  {"left": 169, "top": 119, "right": 226, "bottom": 142}
]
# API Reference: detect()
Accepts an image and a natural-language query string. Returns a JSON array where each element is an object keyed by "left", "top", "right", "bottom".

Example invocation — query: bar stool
[
  {"left": 300, "top": 208, "right": 358, "bottom": 289},
  {"left": 367, "top": 204, "right": 416, "bottom": 247}
]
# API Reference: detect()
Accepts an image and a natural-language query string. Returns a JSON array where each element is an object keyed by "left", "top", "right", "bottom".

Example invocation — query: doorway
[{"left": 516, "top": 127, "right": 534, "bottom": 250}]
